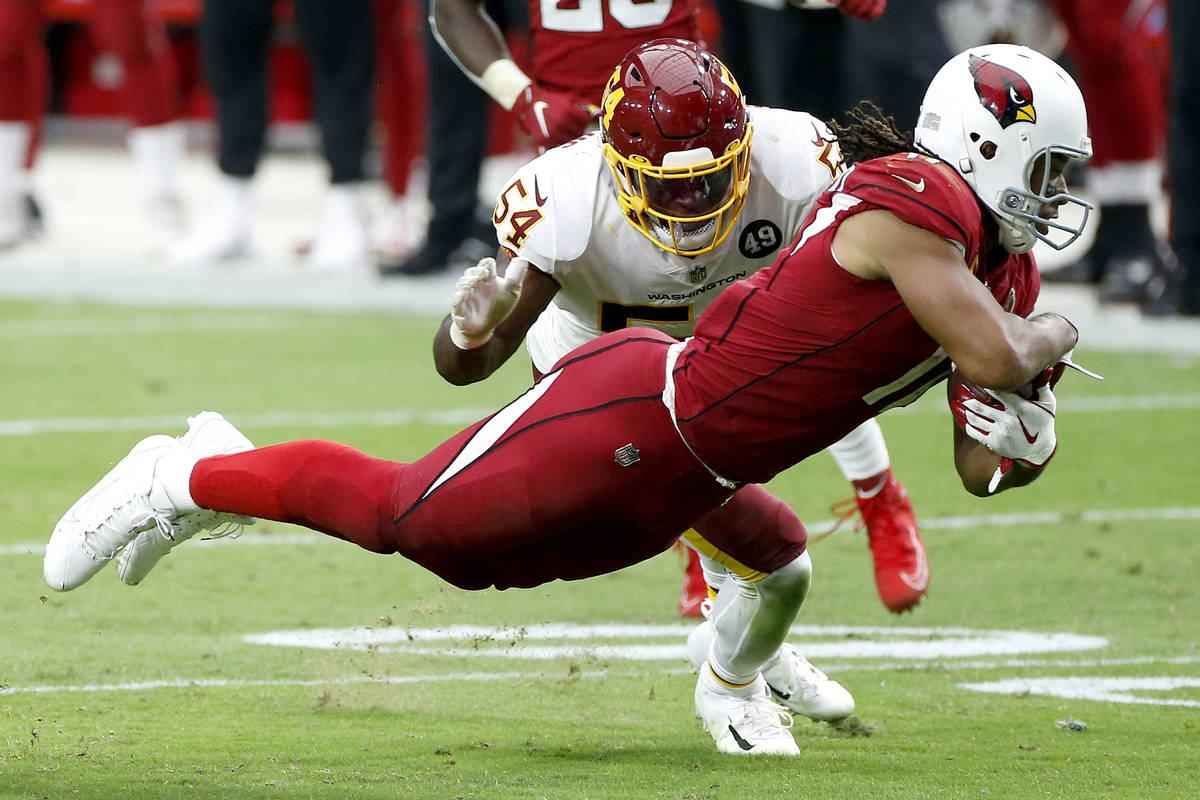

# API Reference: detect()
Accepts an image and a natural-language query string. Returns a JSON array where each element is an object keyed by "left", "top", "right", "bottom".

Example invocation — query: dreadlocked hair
[{"left": 827, "top": 101, "right": 914, "bottom": 166}]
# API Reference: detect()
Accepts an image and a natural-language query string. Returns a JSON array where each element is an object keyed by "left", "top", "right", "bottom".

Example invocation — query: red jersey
[
  {"left": 529, "top": 0, "right": 702, "bottom": 100},
  {"left": 672, "top": 153, "right": 1041, "bottom": 485}
]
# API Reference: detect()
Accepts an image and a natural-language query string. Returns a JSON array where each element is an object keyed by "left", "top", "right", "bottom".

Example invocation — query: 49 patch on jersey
[{"left": 738, "top": 219, "right": 783, "bottom": 259}]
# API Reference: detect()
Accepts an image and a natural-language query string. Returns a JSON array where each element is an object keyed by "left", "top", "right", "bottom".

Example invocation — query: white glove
[
  {"left": 448, "top": 257, "right": 530, "bottom": 350},
  {"left": 955, "top": 383, "right": 1058, "bottom": 467}
]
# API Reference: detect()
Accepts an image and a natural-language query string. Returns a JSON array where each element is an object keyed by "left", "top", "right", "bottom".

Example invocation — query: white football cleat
[
  {"left": 695, "top": 662, "right": 800, "bottom": 755},
  {"left": 45, "top": 435, "right": 188, "bottom": 591},
  {"left": 117, "top": 412, "right": 255, "bottom": 585},
  {"left": 762, "top": 643, "right": 855, "bottom": 721}
]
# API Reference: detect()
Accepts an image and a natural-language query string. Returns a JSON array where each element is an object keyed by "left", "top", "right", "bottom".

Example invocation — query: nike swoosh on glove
[
  {"left": 449, "top": 257, "right": 530, "bottom": 350},
  {"left": 836, "top": 0, "right": 887, "bottom": 21},
  {"left": 512, "top": 85, "right": 598, "bottom": 152},
  {"left": 952, "top": 382, "right": 1058, "bottom": 467}
]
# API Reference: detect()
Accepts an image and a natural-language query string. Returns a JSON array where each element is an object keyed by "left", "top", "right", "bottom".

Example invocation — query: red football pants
[{"left": 190, "top": 330, "right": 809, "bottom": 591}]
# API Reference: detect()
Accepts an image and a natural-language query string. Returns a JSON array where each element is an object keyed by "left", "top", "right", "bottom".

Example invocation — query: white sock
[
  {"left": 827, "top": 418, "right": 890, "bottom": 482},
  {"left": 152, "top": 450, "right": 202, "bottom": 513},
  {"left": 700, "top": 660, "right": 758, "bottom": 696},
  {"left": 128, "top": 122, "right": 186, "bottom": 201},
  {"left": 0, "top": 123, "right": 31, "bottom": 241},
  {"left": 212, "top": 173, "right": 252, "bottom": 232}
]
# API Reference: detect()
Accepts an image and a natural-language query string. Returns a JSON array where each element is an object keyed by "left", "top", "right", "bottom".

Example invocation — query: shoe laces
[
  {"left": 155, "top": 510, "right": 250, "bottom": 544},
  {"left": 808, "top": 496, "right": 862, "bottom": 545},
  {"left": 730, "top": 690, "right": 795, "bottom": 739},
  {"left": 769, "top": 648, "right": 828, "bottom": 701}
]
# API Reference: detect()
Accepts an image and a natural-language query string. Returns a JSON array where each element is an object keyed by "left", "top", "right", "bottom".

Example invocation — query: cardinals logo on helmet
[{"left": 968, "top": 54, "right": 1036, "bottom": 129}]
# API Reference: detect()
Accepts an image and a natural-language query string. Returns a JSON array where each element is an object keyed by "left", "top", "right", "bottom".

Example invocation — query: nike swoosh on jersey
[
  {"left": 891, "top": 174, "right": 926, "bottom": 193},
  {"left": 1019, "top": 418, "right": 1039, "bottom": 444},
  {"left": 533, "top": 175, "right": 548, "bottom": 208}
]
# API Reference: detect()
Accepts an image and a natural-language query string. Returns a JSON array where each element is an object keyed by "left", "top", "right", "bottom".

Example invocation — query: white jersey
[{"left": 490, "top": 106, "right": 844, "bottom": 374}]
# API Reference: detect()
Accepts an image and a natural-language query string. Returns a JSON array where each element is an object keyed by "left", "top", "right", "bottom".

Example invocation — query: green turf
[{"left": 1, "top": 300, "right": 1197, "bottom": 799}]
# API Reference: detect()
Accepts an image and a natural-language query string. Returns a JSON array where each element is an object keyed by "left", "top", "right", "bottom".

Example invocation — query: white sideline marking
[
  {"left": 244, "top": 623, "right": 1107, "bottom": 661},
  {"left": 0, "top": 390, "right": 1198, "bottom": 437},
  {"left": 958, "top": 676, "right": 1200, "bottom": 707},
  {"left": 0, "top": 668, "right": 664, "bottom": 697},
  {"left": 3, "top": 507, "right": 1197, "bottom": 557}
]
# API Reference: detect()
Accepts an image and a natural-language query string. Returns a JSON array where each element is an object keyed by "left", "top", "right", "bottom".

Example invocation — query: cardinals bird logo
[{"left": 968, "top": 54, "right": 1036, "bottom": 129}]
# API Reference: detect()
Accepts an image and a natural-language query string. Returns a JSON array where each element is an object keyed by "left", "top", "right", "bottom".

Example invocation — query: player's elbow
[{"left": 435, "top": 358, "right": 485, "bottom": 386}]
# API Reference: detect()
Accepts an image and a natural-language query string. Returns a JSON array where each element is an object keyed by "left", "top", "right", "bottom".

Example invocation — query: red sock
[{"left": 190, "top": 440, "right": 404, "bottom": 553}]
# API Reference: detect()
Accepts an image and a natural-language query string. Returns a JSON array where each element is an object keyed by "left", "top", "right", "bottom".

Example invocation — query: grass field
[{"left": 1, "top": 298, "right": 1197, "bottom": 799}]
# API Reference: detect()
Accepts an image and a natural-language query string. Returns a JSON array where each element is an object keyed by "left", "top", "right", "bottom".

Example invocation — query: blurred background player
[
  {"left": 712, "top": 0, "right": 887, "bottom": 122},
  {"left": 0, "top": 0, "right": 185, "bottom": 250},
  {"left": 371, "top": 0, "right": 430, "bottom": 266},
  {"left": 379, "top": 0, "right": 703, "bottom": 278},
  {"left": 1039, "top": 0, "right": 1170, "bottom": 306},
  {"left": 1156, "top": 0, "right": 1200, "bottom": 316},
  {"left": 169, "top": 0, "right": 374, "bottom": 271},
  {"left": 430, "top": 31, "right": 929, "bottom": 619},
  {"left": 379, "top": 0, "right": 527, "bottom": 277}
]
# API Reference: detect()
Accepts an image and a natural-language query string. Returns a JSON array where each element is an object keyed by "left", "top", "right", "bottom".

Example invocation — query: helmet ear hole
[{"left": 979, "top": 141, "right": 998, "bottom": 160}]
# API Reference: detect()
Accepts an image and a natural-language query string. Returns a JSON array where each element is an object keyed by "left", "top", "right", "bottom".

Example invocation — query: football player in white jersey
[
  {"left": 437, "top": 38, "right": 930, "bottom": 619},
  {"left": 433, "top": 40, "right": 865, "bottom": 753}
]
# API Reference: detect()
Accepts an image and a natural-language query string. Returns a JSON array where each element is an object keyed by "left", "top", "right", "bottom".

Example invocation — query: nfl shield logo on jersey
[
  {"left": 688, "top": 265, "right": 708, "bottom": 284},
  {"left": 613, "top": 443, "right": 641, "bottom": 467}
]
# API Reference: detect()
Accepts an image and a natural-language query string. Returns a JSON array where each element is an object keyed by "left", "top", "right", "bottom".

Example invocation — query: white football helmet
[{"left": 914, "top": 44, "right": 1092, "bottom": 254}]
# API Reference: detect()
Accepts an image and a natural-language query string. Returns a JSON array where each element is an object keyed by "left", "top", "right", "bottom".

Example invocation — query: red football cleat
[
  {"left": 677, "top": 543, "right": 709, "bottom": 618},
  {"left": 854, "top": 469, "right": 929, "bottom": 613}
]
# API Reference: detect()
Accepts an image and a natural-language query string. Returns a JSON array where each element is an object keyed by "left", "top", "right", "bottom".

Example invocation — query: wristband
[
  {"left": 449, "top": 322, "right": 492, "bottom": 351},
  {"left": 480, "top": 59, "right": 532, "bottom": 111}
]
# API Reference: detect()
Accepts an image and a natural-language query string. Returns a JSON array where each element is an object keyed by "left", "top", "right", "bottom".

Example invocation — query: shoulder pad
[
  {"left": 845, "top": 154, "right": 984, "bottom": 254},
  {"left": 491, "top": 137, "right": 601, "bottom": 269}
]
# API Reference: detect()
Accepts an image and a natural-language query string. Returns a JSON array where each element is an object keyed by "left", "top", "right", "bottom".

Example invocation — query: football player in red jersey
[
  {"left": 46, "top": 43, "right": 1086, "bottom": 755},
  {"left": 435, "top": 0, "right": 923, "bottom": 618},
  {"left": 430, "top": 0, "right": 886, "bottom": 153},
  {"left": 0, "top": 0, "right": 185, "bottom": 249}
]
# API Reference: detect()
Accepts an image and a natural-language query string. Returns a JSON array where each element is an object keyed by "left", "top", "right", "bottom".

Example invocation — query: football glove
[
  {"left": 951, "top": 382, "right": 1057, "bottom": 468},
  {"left": 449, "top": 257, "right": 530, "bottom": 350},
  {"left": 512, "top": 85, "right": 597, "bottom": 152}
]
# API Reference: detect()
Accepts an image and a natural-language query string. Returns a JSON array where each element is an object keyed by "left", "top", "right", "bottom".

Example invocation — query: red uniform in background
[
  {"left": 1047, "top": 0, "right": 1167, "bottom": 167},
  {"left": 0, "top": 0, "right": 183, "bottom": 248},
  {"left": 190, "top": 153, "right": 1039, "bottom": 591},
  {"left": 0, "top": 0, "right": 180, "bottom": 132},
  {"left": 529, "top": 0, "right": 702, "bottom": 103}
]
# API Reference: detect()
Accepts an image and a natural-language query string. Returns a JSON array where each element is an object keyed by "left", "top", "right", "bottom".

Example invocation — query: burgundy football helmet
[{"left": 600, "top": 39, "right": 752, "bottom": 256}]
